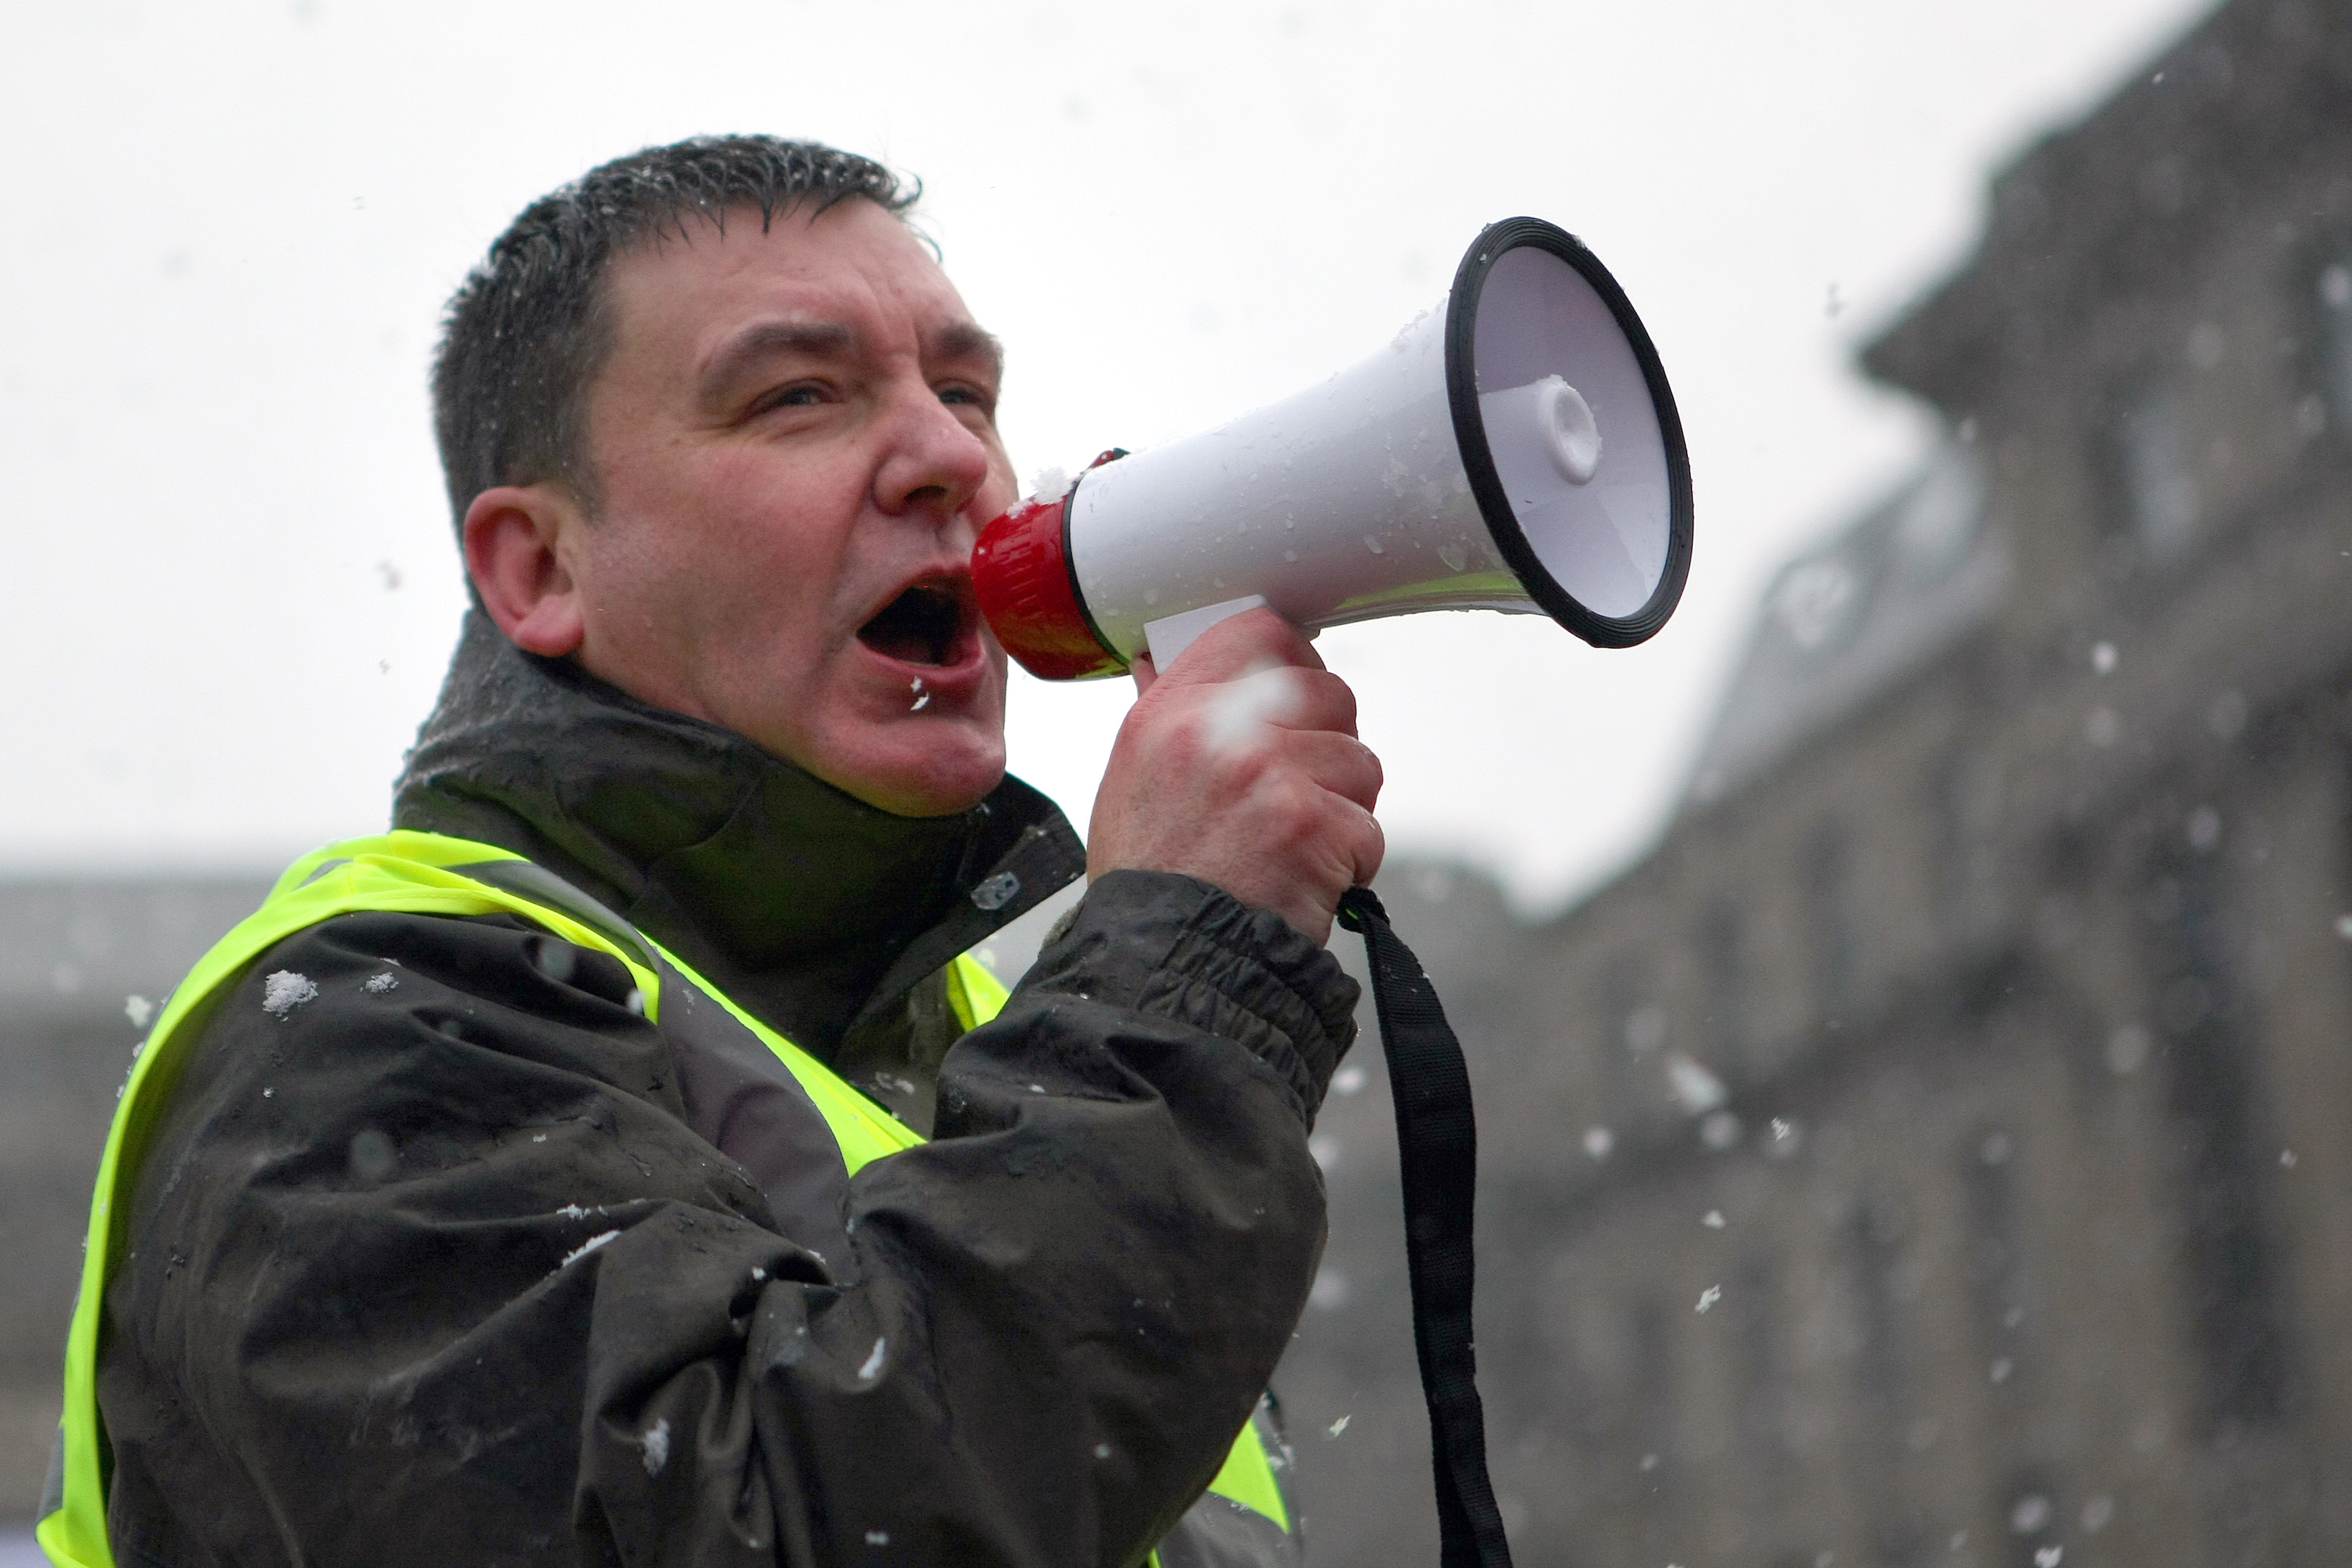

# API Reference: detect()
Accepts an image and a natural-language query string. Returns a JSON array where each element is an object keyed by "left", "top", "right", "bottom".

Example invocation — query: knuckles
[
  {"left": 1094, "top": 633, "right": 1385, "bottom": 931},
  {"left": 1292, "top": 669, "right": 1359, "bottom": 733}
]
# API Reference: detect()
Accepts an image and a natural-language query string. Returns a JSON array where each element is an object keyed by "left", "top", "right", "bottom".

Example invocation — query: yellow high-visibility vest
[{"left": 39, "top": 830, "right": 1286, "bottom": 1567}]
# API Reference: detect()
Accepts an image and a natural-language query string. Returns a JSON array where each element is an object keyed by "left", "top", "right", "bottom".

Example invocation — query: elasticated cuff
[{"left": 1018, "top": 870, "right": 1360, "bottom": 1125}]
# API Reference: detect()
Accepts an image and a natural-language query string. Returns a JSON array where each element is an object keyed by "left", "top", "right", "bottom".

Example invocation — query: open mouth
[{"left": 857, "top": 577, "right": 976, "bottom": 668}]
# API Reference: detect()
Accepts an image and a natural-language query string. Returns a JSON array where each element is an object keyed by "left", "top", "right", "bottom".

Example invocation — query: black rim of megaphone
[{"left": 1445, "top": 218, "right": 1694, "bottom": 650}]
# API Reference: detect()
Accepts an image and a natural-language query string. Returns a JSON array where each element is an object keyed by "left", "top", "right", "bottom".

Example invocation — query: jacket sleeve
[{"left": 97, "top": 870, "right": 1356, "bottom": 1568}]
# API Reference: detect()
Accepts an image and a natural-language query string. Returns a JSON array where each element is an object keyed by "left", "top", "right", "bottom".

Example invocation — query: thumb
[{"left": 1128, "top": 652, "right": 1159, "bottom": 698}]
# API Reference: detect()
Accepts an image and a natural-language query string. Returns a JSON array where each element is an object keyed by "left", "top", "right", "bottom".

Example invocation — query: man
[{"left": 44, "top": 137, "right": 1383, "bottom": 1567}]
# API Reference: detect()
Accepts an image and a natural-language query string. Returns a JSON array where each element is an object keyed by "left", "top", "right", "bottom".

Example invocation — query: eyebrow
[
  {"left": 698, "top": 319, "right": 855, "bottom": 408},
  {"left": 931, "top": 321, "right": 1005, "bottom": 383},
  {"left": 697, "top": 317, "right": 1005, "bottom": 412}
]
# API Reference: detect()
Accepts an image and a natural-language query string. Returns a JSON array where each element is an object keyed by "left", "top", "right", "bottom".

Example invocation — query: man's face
[{"left": 565, "top": 197, "right": 1016, "bottom": 817}]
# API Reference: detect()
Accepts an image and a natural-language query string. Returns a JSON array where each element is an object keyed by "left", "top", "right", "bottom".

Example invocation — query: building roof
[
  {"left": 1864, "top": 0, "right": 2352, "bottom": 412},
  {"left": 1683, "top": 445, "right": 2006, "bottom": 808}
]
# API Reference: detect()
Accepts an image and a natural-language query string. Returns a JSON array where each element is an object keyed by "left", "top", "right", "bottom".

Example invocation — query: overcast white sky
[{"left": 0, "top": 0, "right": 2213, "bottom": 912}]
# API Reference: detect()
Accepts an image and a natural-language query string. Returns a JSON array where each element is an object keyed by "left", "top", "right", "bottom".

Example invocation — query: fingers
[
  {"left": 1150, "top": 608, "right": 1327, "bottom": 686},
  {"left": 1283, "top": 730, "right": 1384, "bottom": 813},
  {"left": 1286, "top": 791, "right": 1385, "bottom": 947},
  {"left": 1128, "top": 652, "right": 1159, "bottom": 697},
  {"left": 1201, "top": 665, "right": 1308, "bottom": 756},
  {"left": 1291, "top": 776, "right": 1386, "bottom": 891},
  {"left": 1340, "top": 797, "right": 1387, "bottom": 892},
  {"left": 1272, "top": 666, "right": 1358, "bottom": 740},
  {"left": 1192, "top": 665, "right": 1363, "bottom": 760},
  {"left": 1090, "top": 603, "right": 1382, "bottom": 946}
]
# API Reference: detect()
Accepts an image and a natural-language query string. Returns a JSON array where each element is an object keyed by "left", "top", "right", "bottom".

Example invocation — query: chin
[{"left": 828, "top": 731, "right": 1008, "bottom": 819}]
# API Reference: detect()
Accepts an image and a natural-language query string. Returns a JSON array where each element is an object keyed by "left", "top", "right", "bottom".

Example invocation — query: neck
[{"left": 391, "top": 610, "right": 1082, "bottom": 1058}]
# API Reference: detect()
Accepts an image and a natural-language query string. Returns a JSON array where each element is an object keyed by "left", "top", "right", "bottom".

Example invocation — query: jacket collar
[{"left": 391, "top": 610, "right": 1084, "bottom": 1061}]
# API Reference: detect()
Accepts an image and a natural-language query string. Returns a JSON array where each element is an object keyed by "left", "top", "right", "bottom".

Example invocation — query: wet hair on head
[{"left": 430, "top": 135, "right": 918, "bottom": 538}]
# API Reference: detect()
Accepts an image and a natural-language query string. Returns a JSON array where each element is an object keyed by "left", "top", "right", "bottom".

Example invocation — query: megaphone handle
[
  {"left": 1143, "top": 595, "right": 1272, "bottom": 673},
  {"left": 1336, "top": 887, "right": 1517, "bottom": 1568}
]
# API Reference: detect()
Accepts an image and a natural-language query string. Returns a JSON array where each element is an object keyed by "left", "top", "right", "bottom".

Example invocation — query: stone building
[
  {"left": 0, "top": 877, "right": 272, "bottom": 1519},
  {"left": 1281, "top": 1, "right": 2352, "bottom": 1564}
]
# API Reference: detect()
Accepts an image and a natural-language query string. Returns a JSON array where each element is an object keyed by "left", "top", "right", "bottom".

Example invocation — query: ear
[{"left": 463, "top": 485, "right": 589, "bottom": 657}]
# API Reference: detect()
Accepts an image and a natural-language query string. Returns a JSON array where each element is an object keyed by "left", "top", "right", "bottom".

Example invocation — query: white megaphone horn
[{"left": 973, "top": 217, "right": 1694, "bottom": 677}]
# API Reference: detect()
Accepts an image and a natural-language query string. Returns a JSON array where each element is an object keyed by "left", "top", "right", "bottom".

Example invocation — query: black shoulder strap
[{"left": 1336, "top": 887, "right": 1516, "bottom": 1568}]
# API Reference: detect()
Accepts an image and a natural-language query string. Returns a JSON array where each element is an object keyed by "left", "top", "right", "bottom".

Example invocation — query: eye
[
  {"left": 937, "top": 383, "right": 995, "bottom": 413},
  {"left": 752, "top": 382, "right": 828, "bottom": 415}
]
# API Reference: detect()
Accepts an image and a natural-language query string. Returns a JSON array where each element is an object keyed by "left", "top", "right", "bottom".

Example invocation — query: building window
[
  {"left": 1630, "top": 1298, "right": 1677, "bottom": 1483},
  {"left": 2143, "top": 848, "right": 2292, "bottom": 1433},
  {"left": 1596, "top": 955, "right": 1665, "bottom": 1114},
  {"left": 1964, "top": 1125, "right": 2034, "bottom": 1385},
  {"left": 2317, "top": 253, "right": 2352, "bottom": 428},
  {"left": 1731, "top": 1254, "right": 1785, "bottom": 1463},
  {"left": 2111, "top": 380, "right": 2199, "bottom": 563},
  {"left": 1931, "top": 750, "right": 2003, "bottom": 942},
  {"left": 1696, "top": 898, "right": 1751, "bottom": 1077},
  {"left": 1772, "top": 552, "right": 1863, "bottom": 653},
  {"left": 1802, "top": 822, "right": 1858, "bottom": 1025},
  {"left": 1847, "top": 1193, "right": 1910, "bottom": 1420}
]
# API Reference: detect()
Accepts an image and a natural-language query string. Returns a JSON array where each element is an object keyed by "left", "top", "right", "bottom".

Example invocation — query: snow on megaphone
[{"left": 973, "top": 217, "right": 1694, "bottom": 677}]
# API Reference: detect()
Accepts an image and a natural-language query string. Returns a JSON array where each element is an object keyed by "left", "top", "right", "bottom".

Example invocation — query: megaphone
[{"left": 973, "top": 217, "right": 1693, "bottom": 677}]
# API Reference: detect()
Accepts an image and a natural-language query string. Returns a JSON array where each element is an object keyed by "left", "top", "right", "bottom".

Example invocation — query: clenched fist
[{"left": 1087, "top": 608, "right": 1385, "bottom": 945}]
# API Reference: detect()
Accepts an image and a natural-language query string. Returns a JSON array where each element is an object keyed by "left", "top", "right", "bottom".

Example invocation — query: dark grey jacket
[{"left": 94, "top": 614, "right": 1357, "bottom": 1567}]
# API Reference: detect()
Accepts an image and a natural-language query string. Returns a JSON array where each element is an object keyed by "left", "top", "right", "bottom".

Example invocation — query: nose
[{"left": 873, "top": 380, "right": 997, "bottom": 532}]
